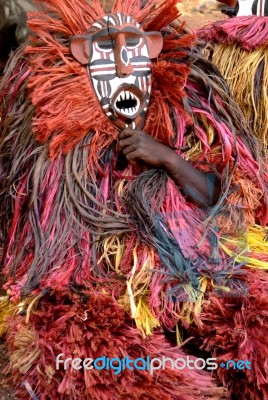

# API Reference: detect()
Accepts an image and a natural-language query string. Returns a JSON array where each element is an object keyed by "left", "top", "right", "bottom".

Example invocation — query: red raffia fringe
[
  {"left": 191, "top": 268, "right": 268, "bottom": 400},
  {"left": 5, "top": 290, "right": 226, "bottom": 400}
]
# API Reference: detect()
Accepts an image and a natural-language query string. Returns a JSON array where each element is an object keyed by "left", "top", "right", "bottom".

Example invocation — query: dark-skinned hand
[{"left": 118, "top": 128, "right": 174, "bottom": 168}]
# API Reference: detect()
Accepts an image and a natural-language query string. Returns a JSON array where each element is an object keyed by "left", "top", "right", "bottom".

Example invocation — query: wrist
[{"left": 160, "top": 147, "right": 181, "bottom": 172}]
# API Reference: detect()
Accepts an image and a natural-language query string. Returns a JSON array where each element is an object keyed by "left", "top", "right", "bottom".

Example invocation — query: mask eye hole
[
  {"left": 126, "top": 37, "right": 142, "bottom": 49},
  {"left": 96, "top": 39, "right": 115, "bottom": 51}
]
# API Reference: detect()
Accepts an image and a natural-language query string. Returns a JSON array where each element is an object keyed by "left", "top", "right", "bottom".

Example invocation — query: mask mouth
[
  {"left": 115, "top": 90, "right": 140, "bottom": 116},
  {"left": 111, "top": 85, "right": 144, "bottom": 119}
]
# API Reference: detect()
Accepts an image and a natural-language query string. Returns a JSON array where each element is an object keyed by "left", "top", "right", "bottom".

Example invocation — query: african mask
[{"left": 70, "top": 13, "right": 163, "bottom": 130}]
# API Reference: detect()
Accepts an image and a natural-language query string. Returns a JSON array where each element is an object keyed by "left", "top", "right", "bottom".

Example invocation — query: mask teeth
[
  {"left": 115, "top": 91, "right": 140, "bottom": 116},
  {"left": 122, "top": 91, "right": 128, "bottom": 101}
]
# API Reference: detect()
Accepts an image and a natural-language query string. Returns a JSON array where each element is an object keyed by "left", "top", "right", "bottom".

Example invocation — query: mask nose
[{"left": 114, "top": 33, "right": 133, "bottom": 78}]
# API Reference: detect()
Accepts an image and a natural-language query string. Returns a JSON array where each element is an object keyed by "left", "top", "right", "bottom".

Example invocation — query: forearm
[{"left": 161, "top": 148, "right": 221, "bottom": 207}]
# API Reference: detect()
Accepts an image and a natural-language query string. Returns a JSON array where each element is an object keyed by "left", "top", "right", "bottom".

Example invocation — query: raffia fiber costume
[
  {"left": 0, "top": 0, "right": 35, "bottom": 73},
  {"left": 198, "top": 0, "right": 268, "bottom": 148},
  {"left": 0, "top": 0, "right": 268, "bottom": 399}
]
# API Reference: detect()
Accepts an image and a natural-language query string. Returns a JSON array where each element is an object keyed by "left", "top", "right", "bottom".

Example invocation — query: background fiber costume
[
  {"left": 199, "top": 0, "right": 268, "bottom": 148},
  {"left": 0, "top": 0, "right": 267, "bottom": 399},
  {"left": 0, "top": 0, "right": 35, "bottom": 73}
]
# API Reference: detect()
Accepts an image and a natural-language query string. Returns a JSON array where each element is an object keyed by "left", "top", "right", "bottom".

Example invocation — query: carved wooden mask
[{"left": 70, "top": 13, "right": 163, "bottom": 130}]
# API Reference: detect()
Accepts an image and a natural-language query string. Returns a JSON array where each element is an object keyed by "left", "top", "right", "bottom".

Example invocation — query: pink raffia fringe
[{"left": 198, "top": 16, "right": 268, "bottom": 50}]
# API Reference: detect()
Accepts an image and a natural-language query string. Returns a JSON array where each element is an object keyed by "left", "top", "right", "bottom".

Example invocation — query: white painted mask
[{"left": 70, "top": 13, "right": 163, "bottom": 131}]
